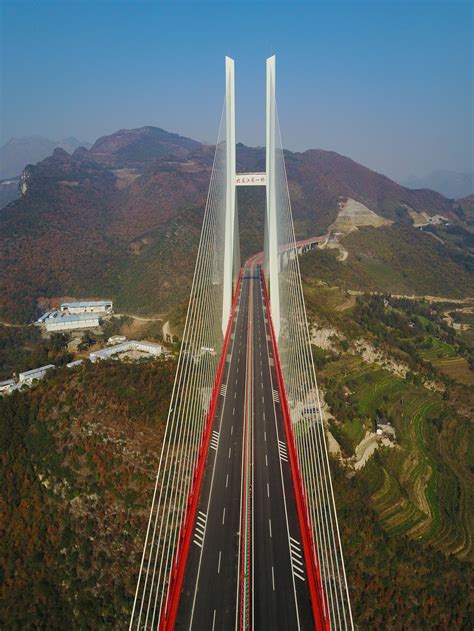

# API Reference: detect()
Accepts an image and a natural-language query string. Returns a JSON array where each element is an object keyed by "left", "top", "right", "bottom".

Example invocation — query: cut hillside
[{"left": 329, "top": 197, "right": 392, "bottom": 234}]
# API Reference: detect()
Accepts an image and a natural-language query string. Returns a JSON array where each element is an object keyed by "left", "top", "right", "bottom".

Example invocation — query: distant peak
[{"left": 52, "top": 147, "right": 70, "bottom": 157}]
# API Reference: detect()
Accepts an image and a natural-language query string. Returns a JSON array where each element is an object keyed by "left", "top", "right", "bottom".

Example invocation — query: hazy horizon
[{"left": 1, "top": 0, "right": 473, "bottom": 181}]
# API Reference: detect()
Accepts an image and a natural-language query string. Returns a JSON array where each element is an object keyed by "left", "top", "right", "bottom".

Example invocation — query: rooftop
[
  {"left": 19, "top": 364, "right": 55, "bottom": 377},
  {"left": 61, "top": 300, "right": 112, "bottom": 308},
  {"left": 66, "top": 359, "right": 84, "bottom": 368},
  {"left": 36, "top": 310, "right": 55, "bottom": 323},
  {"left": 39, "top": 312, "right": 101, "bottom": 324},
  {"left": 90, "top": 340, "right": 162, "bottom": 361},
  {"left": 0, "top": 379, "right": 16, "bottom": 387}
]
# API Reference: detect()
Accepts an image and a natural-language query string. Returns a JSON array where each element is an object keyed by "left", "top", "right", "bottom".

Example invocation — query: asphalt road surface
[{"left": 176, "top": 266, "right": 313, "bottom": 630}]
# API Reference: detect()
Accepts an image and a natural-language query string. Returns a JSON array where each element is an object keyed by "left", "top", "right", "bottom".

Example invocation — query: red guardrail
[
  {"left": 261, "top": 269, "right": 330, "bottom": 631},
  {"left": 160, "top": 270, "right": 243, "bottom": 630}
]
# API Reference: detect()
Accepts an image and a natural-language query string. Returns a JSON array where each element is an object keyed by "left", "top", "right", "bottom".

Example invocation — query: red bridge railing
[
  {"left": 261, "top": 269, "right": 330, "bottom": 631},
  {"left": 160, "top": 271, "right": 242, "bottom": 630}
]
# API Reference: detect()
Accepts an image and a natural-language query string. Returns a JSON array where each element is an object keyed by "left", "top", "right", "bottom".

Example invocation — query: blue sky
[{"left": 1, "top": 0, "right": 472, "bottom": 180}]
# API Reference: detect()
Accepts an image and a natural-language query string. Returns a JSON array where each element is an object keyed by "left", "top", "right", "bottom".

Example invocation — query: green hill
[{"left": 300, "top": 224, "right": 474, "bottom": 299}]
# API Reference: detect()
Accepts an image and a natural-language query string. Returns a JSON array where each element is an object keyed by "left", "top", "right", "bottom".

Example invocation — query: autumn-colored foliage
[{"left": 0, "top": 360, "right": 175, "bottom": 628}]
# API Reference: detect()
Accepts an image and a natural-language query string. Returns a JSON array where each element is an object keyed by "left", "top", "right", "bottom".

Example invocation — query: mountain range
[
  {"left": 0, "top": 126, "right": 472, "bottom": 323},
  {"left": 0, "top": 135, "right": 91, "bottom": 180},
  {"left": 402, "top": 170, "right": 474, "bottom": 199}
]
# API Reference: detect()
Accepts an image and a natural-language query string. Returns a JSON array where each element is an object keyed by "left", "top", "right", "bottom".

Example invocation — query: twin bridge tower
[
  {"left": 221, "top": 55, "right": 281, "bottom": 340},
  {"left": 131, "top": 57, "right": 353, "bottom": 631}
]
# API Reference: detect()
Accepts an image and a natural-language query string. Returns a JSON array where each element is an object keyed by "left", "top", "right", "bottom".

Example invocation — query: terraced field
[
  {"left": 419, "top": 338, "right": 456, "bottom": 361},
  {"left": 419, "top": 337, "right": 474, "bottom": 385},
  {"left": 319, "top": 355, "right": 473, "bottom": 559},
  {"left": 432, "top": 356, "right": 474, "bottom": 386}
]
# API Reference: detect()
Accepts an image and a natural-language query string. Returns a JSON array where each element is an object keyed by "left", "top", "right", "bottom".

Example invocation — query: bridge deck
[{"left": 176, "top": 266, "right": 313, "bottom": 629}]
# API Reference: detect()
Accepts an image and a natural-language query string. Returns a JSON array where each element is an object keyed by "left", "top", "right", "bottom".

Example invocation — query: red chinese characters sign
[{"left": 235, "top": 172, "right": 267, "bottom": 186}]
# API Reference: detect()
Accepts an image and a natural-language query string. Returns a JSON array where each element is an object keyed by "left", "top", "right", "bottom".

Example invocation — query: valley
[{"left": 0, "top": 125, "right": 472, "bottom": 629}]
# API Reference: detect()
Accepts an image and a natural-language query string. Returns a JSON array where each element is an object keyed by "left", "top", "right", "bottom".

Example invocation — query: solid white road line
[
  {"left": 189, "top": 283, "right": 244, "bottom": 627},
  {"left": 261, "top": 279, "right": 301, "bottom": 629}
]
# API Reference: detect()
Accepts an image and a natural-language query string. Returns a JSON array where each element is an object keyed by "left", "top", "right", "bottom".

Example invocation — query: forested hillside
[
  {"left": 1, "top": 125, "right": 468, "bottom": 324},
  {"left": 300, "top": 224, "right": 474, "bottom": 299},
  {"left": 1, "top": 350, "right": 472, "bottom": 628},
  {"left": 0, "top": 360, "right": 174, "bottom": 628}
]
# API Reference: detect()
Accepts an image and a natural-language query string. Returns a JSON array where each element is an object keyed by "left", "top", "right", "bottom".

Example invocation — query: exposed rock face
[
  {"left": 19, "top": 168, "right": 31, "bottom": 196},
  {"left": 330, "top": 197, "right": 393, "bottom": 234}
]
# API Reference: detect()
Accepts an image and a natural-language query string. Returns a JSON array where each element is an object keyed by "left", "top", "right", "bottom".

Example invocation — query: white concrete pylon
[
  {"left": 265, "top": 55, "right": 281, "bottom": 339},
  {"left": 222, "top": 56, "right": 237, "bottom": 335}
]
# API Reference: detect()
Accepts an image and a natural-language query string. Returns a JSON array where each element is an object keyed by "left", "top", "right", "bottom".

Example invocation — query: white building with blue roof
[
  {"left": 60, "top": 300, "right": 113, "bottom": 314},
  {"left": 38, "top": 311, "right": 101, "bottom": 332}
]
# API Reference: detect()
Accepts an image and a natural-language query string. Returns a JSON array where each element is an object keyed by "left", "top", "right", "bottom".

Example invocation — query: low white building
[
  {"left": 66, "top": 359, "right": 83, "bottom": 368},
  {"left": 90, "top": 340, "right": 162, "bottom": 362},
  {"left": 18, "top": 364, "right": 55, "bottom": 385},
  {"left": 61, "top": 300, "right": 113, "bottom": 314},
  {"left": 36, "top": 310, "right": 55, "bottom": 324},
  {"left": 42, "top": 312, "right": 100, "bottom": 332},
  {"left": 0, "top": 379, "right": 16, "bottom": 394},
  {"left": 107, "top": 335, "right": 127, "bottom": 345}
]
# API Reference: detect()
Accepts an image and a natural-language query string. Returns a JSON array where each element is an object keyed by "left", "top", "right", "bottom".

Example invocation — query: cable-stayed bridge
[{"left": 130, "top": 56, "right": 353, "bottom": 631}]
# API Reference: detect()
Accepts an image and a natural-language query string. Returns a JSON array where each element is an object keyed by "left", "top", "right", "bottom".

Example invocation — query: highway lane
[
  {"left": 177, "top": 273, "right": 251, "bottom": 630},
  {"left": 176, "top": 264, "right": 314, "bottom": 629},
  {"left": 251, "top": 266, "right": 313, "bottom": 630}
]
